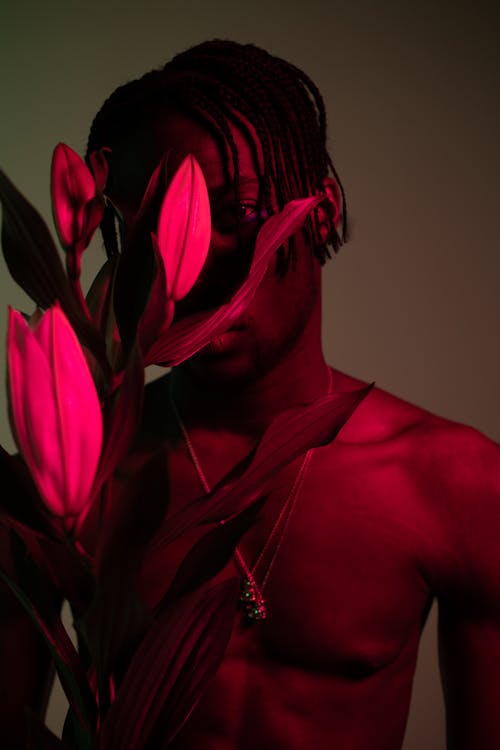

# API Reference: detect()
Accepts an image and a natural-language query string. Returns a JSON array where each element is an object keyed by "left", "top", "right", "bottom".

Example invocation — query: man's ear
[{"left": 316, "top": 177, "right": 342, "bottom": 242}]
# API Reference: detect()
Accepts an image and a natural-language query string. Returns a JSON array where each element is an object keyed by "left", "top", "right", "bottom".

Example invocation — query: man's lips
[{"left": 202, "top": 323, "right": 247, "bottom": 354}]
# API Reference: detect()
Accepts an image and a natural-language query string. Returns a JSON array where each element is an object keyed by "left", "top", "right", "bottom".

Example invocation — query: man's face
[{"left": 112, "top": 109, "right": 322, "bottom": 385}]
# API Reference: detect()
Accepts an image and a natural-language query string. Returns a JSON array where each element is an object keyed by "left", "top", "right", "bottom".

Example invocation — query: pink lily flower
[
  {"left": 51, "top": 143, "right": 107, "bottom": 276},
  {"left": 7, "top": 305, "right": 103, "bottom": 529},
  {"left": 139, "top": 154, "right": 210, "bottom": 355},
  {"left": 152, "top": 153, "right": 210, "bottom": 301}
]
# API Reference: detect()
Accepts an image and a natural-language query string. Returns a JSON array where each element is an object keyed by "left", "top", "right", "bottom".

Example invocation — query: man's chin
[
  {"left": 182, "top": 324, "right": 303, "bottom": 388},
  {"left": 186, "top": 353, "right": 256, "bottom": 387},
  {"left": 184, "top": 338, "right": 270, "bottom": 388}
]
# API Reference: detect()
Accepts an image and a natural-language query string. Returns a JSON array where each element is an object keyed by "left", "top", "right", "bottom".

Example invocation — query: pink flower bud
[
  {"left": 7, "top": 305, "right": 103, "bottom": 527},
  {"left": 51, "top": 143, "right": 105, "bottom": 253},
  {"left": 152, "top": 154, "right": 210, "bottom": 303}
]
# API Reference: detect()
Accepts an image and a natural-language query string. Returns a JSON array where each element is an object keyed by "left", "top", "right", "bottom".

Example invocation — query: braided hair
[{"left": 86, "top": 39, "right": 347, "bottom": 273}]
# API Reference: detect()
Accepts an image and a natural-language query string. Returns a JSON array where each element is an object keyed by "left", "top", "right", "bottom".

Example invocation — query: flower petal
[
  {"left": 34, "top": 306, "right": 103, "bottom": 517},
  {"left": 51, "top": 143, "right": 96, "bottom": 250},
  {"left": 157, "top": 154, "right": 210, "bottom": 301},
  {"left": 8, "top": 308, "right": 68, "bottom": 516},
  {"left": 8, "top": 306, "right": 103, "bottom": 521}
]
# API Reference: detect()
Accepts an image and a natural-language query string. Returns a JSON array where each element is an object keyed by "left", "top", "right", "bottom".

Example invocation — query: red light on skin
[{"left": 203, "top": 327, "right": 247, "bottom": 355}]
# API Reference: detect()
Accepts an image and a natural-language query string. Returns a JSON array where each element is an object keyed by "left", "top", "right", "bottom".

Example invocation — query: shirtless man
[{"left": 3, "top": 39, "right": 500, "bottom": 749}]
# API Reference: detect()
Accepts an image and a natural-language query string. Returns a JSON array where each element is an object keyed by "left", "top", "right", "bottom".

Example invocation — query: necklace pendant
[{"left": 239, "top": 577, "right": 267, "bottom": 621}]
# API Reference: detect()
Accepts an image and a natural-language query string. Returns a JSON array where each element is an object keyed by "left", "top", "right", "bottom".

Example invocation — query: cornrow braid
[
  {"left": 193, "top": 48, "right": 323, "bottom": 271},
  {"left": 86, "top": 39, "right": 347, "bottom": 270},
  {"left": 265, "top": 59, "right": 342, "bottom": 263},
  {"left": 168, "top": 49, "right": 282, "bottom": 211}
]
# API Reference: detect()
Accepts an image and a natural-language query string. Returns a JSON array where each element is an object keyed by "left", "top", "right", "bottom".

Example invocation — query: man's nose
[
  {"left": 200, "top": 228, "right": 254, "bottom": 302},
  {"left": 171, "top": 228, "right": 255, "bottom": 321}
]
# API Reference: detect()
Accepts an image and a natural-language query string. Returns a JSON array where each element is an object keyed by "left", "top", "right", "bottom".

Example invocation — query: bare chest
[
  {"left": 136, "top": 430, "right": 435, "bottom": 681},
  {"left": 223, "top": 441, "right": 434, "bottom": 677}
]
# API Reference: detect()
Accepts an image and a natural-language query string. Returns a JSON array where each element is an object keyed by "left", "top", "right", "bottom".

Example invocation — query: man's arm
[
  {"left": 439, "top": 601, "right": 500, "bottom": 748},
  {"left": 434, "top": 425, "right": 500, "bottom": 748},
  {"left": 0, "top": 526, "right": 62, "bottom": 749}
]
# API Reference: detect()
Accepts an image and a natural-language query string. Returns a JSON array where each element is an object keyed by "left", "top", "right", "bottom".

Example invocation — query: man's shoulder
[
  {"left": 331, "top": 367, "right": 500, "bottom": 492},
  {"left": 331, "top": 367, "right": 437, "bottom": 445}
]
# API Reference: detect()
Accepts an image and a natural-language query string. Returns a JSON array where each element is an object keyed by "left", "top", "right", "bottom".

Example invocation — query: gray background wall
[{"left": 1, "top": 1, "right": 499, "bottom": 747}]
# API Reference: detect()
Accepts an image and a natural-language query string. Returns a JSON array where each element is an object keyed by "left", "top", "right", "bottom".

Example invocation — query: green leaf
[
  {"left": 0, "top": 169, "right": 109, "bottom": 372},
  {"left": 85, "top": 254, "right": 122, "bottom": 373},
  {"left": 152, "top": 383, "right": 374, "bottom": 550},
  {"left": 143, "top": 500, "right": 263, "bottom": 613},
  {"left": 92, "top": 342, "right": 145, "bottom": 493},
  {"left": 0, "top": 452, "right": 95, "bottom": 614},
  {"left": 75, "top": 448, "right": 168, "bottom": 710},
  {"left": 99, "top": 579, "right": 239, "bottom": 750},
  {"left": 0, "top": 446, "right": 55, "bottom": 536},
  {"left": 74, "top": 576, "right": 151, "bottom": 724},
  {"left": 0, "top": 168, "right": 70, "bottom": 309},
  {"left": 0, "top": 566, "right": 96, "bottom": 736},
  {"left": 61, "top": 706, "right": 96, "bottom": 750},
  {"left": 112, "top": 153, "right": 170, "bottom": 357},
  {"left": 0, "top": 458, "right": 95, "bottom": 616}
]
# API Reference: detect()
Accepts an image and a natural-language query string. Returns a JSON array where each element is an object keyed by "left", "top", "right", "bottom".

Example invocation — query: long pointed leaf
[
  {"left": 0, "top": 169, "right": 72, "bottom": 309},
  {"left": 146, "top": 592, "right": 236, "bottom": 749},
  {"left": 0, "top": 169, "right": 110, "bottom": 370},
  {"left": 113, "top": 153, "right": 170, "bottom": 356},
  {"left": 75, "top": 448, "right": 169, "bottom": 706},
  {"left": 74, "top": 570, "right": 151, "bottom": 721},
  {"left": 85, "top": 256, "right": 119, "bottom": 340},
  {"left": 137, "top": 235, "right": 174, "bottom": 356},
  {"left": 0, "top": 446, "right": 55, "bottom": 535},
  {"left": 91, "top": 342, "right": 145, "bottom": 495},
  {"left": 142, "top": 499, "right": 264, "bottom": 614},
  {"left": 0, "top": 460, "right": 95, "bottom": 616},
  {"left": 61, "top": 703, "right": 95, "bottom": 750},
  {"left": 0, "top": 567, "right": 96, "bottom": 734},
  {"left": 99, "top": 579, "right": 239, "bottom": 750},
  {"left": 152, "top": 383, "right": 373, "bottom": 551}
]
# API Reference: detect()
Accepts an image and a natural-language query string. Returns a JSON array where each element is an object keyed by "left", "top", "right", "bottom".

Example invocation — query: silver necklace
[{"left": 169, "top": 368, "right": 332, "bottom": 621}]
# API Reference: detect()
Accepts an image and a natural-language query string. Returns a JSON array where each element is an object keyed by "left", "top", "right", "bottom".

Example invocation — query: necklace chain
[{"left": 169, "top": 368, "right": 332, "bottom": 621}]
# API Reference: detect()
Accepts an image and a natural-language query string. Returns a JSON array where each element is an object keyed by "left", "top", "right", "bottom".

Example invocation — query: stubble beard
[{"left": 182, "top": 271, "right": 319, "bottom": 392}]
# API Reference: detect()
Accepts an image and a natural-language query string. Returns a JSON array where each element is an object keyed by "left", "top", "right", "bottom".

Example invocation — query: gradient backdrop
[{"left": 1, "top": 1, "right": 499, "bottom": 747}]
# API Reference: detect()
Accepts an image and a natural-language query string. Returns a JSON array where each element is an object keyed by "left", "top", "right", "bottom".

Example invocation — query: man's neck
[{"left": 169, "top": 342, "right": 331, "bottom": 438}]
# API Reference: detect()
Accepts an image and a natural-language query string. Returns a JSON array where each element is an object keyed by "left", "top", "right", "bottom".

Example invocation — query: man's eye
[
  {"left": 237, "top": 203, "right": 259, "bottom": 222},
  {"left": 213, "top": 201, "right": 266, "bottom": 232}
]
